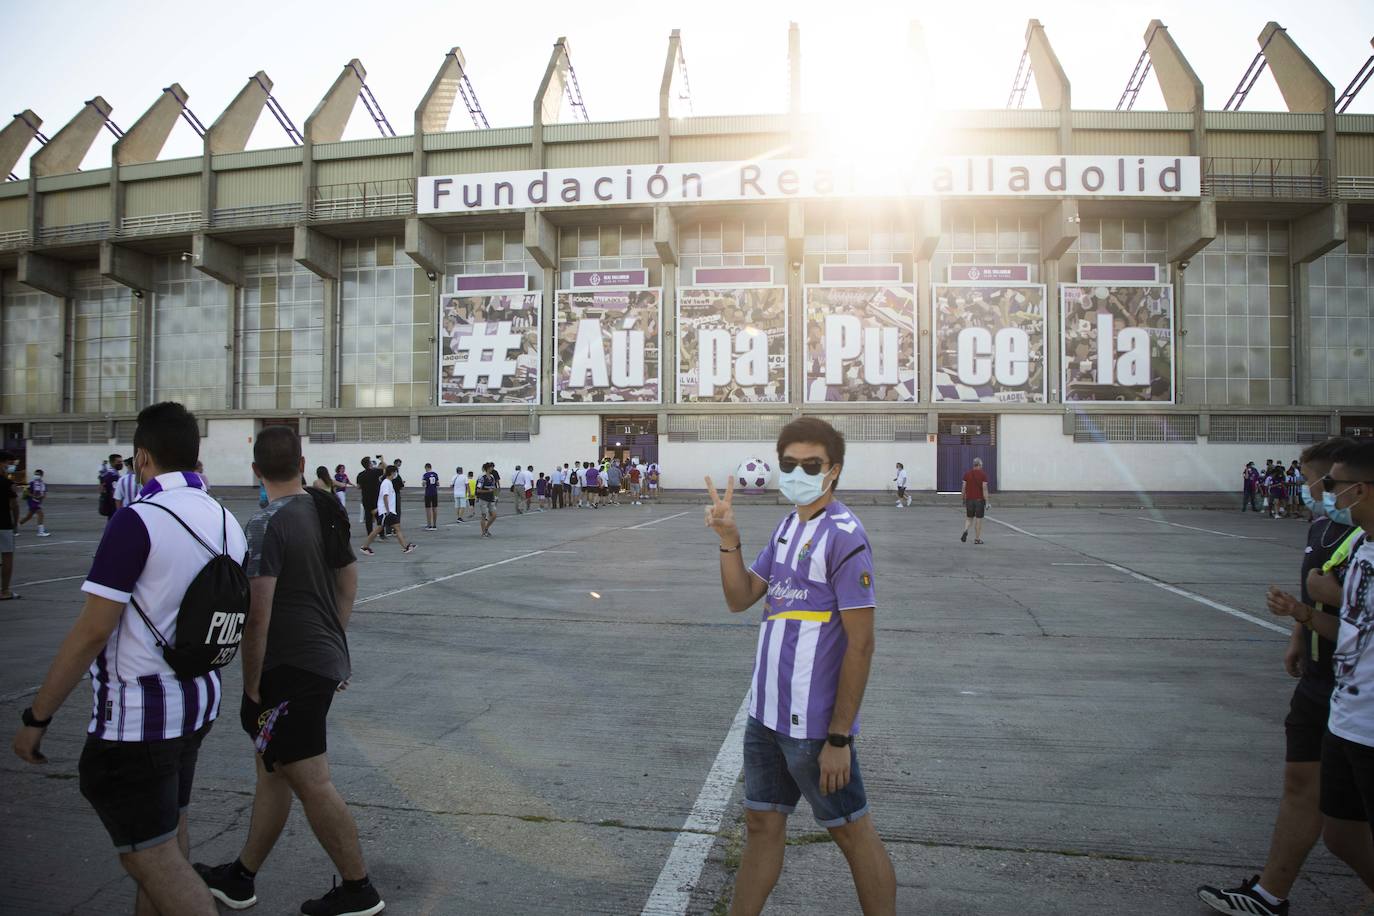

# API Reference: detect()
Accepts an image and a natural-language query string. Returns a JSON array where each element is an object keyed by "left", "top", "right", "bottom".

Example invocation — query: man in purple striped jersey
[
  {"left": 12, "top": 402, "right": 246, "bottom": 916},
  {"left": 706, "top": 416, "right": 896, "bottom": 916}
]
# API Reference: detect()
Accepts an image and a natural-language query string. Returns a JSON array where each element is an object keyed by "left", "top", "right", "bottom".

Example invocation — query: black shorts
[
  {"left": 378, "top": 512, "right": 399, "bottom": 528},
  {"left": 1285, "top": 687, "right": 1329, "bottom": 763},
  {"left": 242, "top": 666, "right": 339, "bottom": 773},
  {"left": 1321, "top": 731, "right": 1374, "bottom": 822},
  {"left": 79, "top": 722, "right": 212, "bottom": 852},
  {"left": 423, "top": 494, "right": 438, "bottom": 508},
  {"left": 965, "top": 499, "right": 987, "bottom": 518},
  {"left": 896, "top": 487, "right": 907, "bottom": 497}
]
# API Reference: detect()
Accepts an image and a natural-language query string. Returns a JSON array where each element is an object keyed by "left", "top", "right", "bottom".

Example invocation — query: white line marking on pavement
[
  {"left": 0, "top": 685, "right": 41, "bottom": 703},
  {"left": 985, "top": 517, "right": 1290, "bottom": 636},
  {"left": 1050, "top": 562, "right": 1110, "bottom": 567},
  {"left": 985, "top": 518, "right": 1038, "bottom": 537},
  {"left": 626, "top": 510, "right": 691, "bottom": 531},
  {"left": 1104, "top": 563, "right": 1292, "bottom": 635},
  {"left": 15, "top": 539, "right": 97, "bottom": 550},
  {"left": 356, "top": 551, "right": 545, "bottom": 605},
  {"left": 13, "top": 574, "right": 85, "bottom": 588},
  {"left": 1135, "top": 516, "right": 1273, "bottom": 540},
  {"left": 642, "top": 696, "right": 749, "bottom": 916}
]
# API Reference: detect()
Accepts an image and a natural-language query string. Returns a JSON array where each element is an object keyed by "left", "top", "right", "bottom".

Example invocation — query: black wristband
[
  {"left": 21, "top": 706, "right": 52, "bottom": 729},
  {"left": 826, "top": 733, "right": 852, "bottom": 748},
  {"left": 719, "top": 543, "right": 742, "bottom": 553}
]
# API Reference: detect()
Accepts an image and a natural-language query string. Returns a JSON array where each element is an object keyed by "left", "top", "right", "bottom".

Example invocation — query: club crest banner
[
  {"left": 803, "top": 286, "right": 916, "bottom": 403},
  {"left": 439, "top": 293, "right": 541, "bottom": 405},
  {"left": 932, "top": 284, "right": 1047, "bottom": 403},
  {"left": 1061, "top": 284, "right": 1174, "bottom": 402},
  {"left": 676, "top": 287, "right": 788, "bottom": 403},
  {"left": 554, "top": 290, "right": 662, "bottom": 403}
]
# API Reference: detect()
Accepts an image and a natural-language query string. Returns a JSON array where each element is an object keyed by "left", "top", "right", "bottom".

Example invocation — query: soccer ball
[{"left": 736, "top": 457, "right": 772, "bottom": 491}]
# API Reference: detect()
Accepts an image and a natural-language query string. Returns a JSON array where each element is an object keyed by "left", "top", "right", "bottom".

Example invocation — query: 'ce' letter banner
[
  {"left": 676, "top": 287, "right": 789, "bottom": 403},
  {"left": 554, "top": 290, "right": 663, "bottom": 403},
  {"left": 1060, "top": 284, "right": 1174, "bottom": 403},
  {"left": 932, "top": 284, "right": 1047, "bottom": 403},
  {"left": 803, "top": 286, "right": 917, "bottom": 403},
  {"left": 439, "top": 293, "right": 541, "bottom": 405}
]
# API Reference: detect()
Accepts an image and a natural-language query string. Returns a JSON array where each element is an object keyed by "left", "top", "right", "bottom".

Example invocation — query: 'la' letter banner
[
  {"left": 439, "top": 293, "right": 541, "bottom": 405},
  {"left": 803, "top": 286, "right": 916, "bottom": 402},
  {"left": 676, "top": 287, "right": 788, "bottom": 403},
  {"left": 932, "top": 284, "right": 1047, "bottom": 403},
  {"left": 554, "top": 290, "right": 662, "bottom": 403},
  {"left": 1060, "top": 285, "right": 1174, "bottom": 402}
]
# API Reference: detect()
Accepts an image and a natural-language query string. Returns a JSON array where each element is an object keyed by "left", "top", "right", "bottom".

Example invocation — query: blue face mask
[
  {"left": 1323, "top": 486, "right": 1358, "bottom": 527},
  {"left": 1301, "top": 484, "right": 1324, "bottom": 515},
  {"left": 778, "top": 467, "right": 831, "bottom": 506}
]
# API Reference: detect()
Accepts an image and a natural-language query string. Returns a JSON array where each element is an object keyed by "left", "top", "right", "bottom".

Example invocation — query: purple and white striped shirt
[
  {"left": 81, "top": 471, "right": 248, "bottom": 742},
  {"left": 747, "top": 501, "right": 877, "bottom": 739},
  {"left": 114, "top": 469, "right": 139, "bottom": 507}
]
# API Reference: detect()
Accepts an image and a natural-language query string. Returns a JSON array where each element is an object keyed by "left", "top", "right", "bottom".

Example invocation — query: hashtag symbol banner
[{"left": 439, "top": 293, "right": 541, "bottom": 405}]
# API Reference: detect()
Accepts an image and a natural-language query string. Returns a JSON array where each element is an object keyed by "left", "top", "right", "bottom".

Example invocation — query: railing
[
  {"left": 36, "top": 221, "right": 111, "bottom": 244},
  {"left": 1337, "top": 176, "right": 1374, "bottom": 200},
  {"left": 119, "top": 211, "right": 204, "bottom": 236},
  {"left": 0, "top": 229, "right": 30, "bottom": 250},
  {"left": 211, "top": 203, "right": 304, "bottom": 227},
  {"left": 309, "top": 179, "right": 416, "bottom": 221},
  {"left": 1202, "top": 157, "right": 1331, "bottom": 199}
]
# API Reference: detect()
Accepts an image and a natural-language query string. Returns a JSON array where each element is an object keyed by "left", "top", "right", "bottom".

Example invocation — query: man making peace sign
[{"left": 706, "top": 416, "right": 896, "bottom": 916}]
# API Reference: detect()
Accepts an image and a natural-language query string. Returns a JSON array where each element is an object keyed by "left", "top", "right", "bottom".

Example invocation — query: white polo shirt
[{"left": 81, "top": 471, "right": 248, "bottom": 742}]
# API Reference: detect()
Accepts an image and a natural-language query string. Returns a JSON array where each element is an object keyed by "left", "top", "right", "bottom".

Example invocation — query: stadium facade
[{"left": 1, "top": 20, "right": 1372, "bottom": 491}]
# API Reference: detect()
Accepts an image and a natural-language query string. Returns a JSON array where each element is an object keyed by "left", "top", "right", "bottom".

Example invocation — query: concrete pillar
[
  {"left": 523, "top": 211, "right": 557, "bottom": 270},
  {"left": 541, "top": 265, "right": 556, "bottom": 407},
  {"left": 17, "top": 251, "right": 72, "bottom": 298},
  {"left": 99, "top": 241, "right": 155, "bottom": 292},
  {"left": 293, "top": 225, "right": 340, "bottom": 279},
  {"left": 293, "top": 226, "right": 341, "bottom": 409},
  {"left": 657, "top": 30, "right": 683, "bottom": 161},
  {"left": 1144, "top": 21, "right": 1205, "bottom": 157},
  {"left": 1259, "top": 22, "right": 1337, "bottom": 187},
  {"left": 1167, "top": 200, "right": 1217, "bottom": 264},
  {"left": 0, "top": 111, "right": 42, "bottom": 180},
  {"left": 788, "top": 23, "right": 802, "bottom": 153},
  {"left": 1040, "top": 199, "right": 1079, "bottom": 404},
  {"left": 31, "top": 97, "right": 112, "bottom": 177},
  {"left": 655, "top": 205, "right": 679, "bottom": 405},
  {"left": 114, "top": 85, "right": 188, "bottom": 166},
  {"left": 912, "top": 198, "right": 940, "bottom": 405},
  {"left": 1025, "top": 20, "right": 1071, "bottom": 153},
  {"left": 204, "top": 72, "right": 276, "bottom": 223},
  {"left": 404, "top": 217, "right": 445, "bottom": 276},
  {"left": 1290, "top": 203, "right": 1347, "bottom": 407},
  {"left": 303, "top": 60, "right": 367, "bottom": 217},
  {"left": 193, "top": 233, "right": 245, "bottom": 287},
  {"left": 786, "top": 201, "right": 804, "bottom": 405},
  {"left": 532, "top": 39, "right": 572, "bottom": 168},
  {"left": 414, "top": 48, "right": 468, "bottom": 180}
]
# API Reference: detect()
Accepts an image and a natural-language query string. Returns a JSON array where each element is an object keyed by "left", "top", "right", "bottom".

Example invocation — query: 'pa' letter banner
[
  {"left": 676, "top": 287, "right": 789, "bottom": 403},
  {"left": 439, "top": 293, "right": 541, "bottom": 405},
  {"left": 932, "top": 284, "right": 1047, "bottom": 403},
  {"left": 803, "top": 286, "right": 916, "bottom": 403},
  {"left": 1061, "top": 285, "right": 1174, "bottom": 403},
  {"left": 554, "top": 290, "right": 663, "bottom": 403}
]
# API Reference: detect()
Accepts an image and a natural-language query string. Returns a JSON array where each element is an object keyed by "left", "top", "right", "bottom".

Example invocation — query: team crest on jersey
[
  {"left": 798, "top": 541, "right": 813, "bottom": 563},
  {"left": 860, "top": 571, "right": 871, "bottom": 589}
]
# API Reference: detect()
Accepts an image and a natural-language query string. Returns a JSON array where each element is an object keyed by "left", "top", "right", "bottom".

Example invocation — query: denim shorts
[{"left": 742, "top": 716, "right": 870, "bottom": 828}]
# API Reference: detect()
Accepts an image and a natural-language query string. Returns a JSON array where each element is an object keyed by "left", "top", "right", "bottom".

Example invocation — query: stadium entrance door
[
  {"left": 936, "top": 416, "right": 997, "bottom": 493},
  {"left": 601, "top": 415, "right": 658, "bottom": 465}
]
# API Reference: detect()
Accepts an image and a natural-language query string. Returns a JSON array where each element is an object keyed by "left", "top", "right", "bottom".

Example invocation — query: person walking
[
  {"left": 451, "top": 466, "right": 467, "bottom": 523},
  {"left": 18, "top": 468, "right": 51, "bottom": 537},
  {"left": 1243, "top": 462, "right": 1262, "bottom": 513},
  {"left": 13, "top": 402, "right": 248, "bottom": 916},
  {"left": 510, "top": 465, "right": 527, "bottom": 515},
  {"left": 570, "top": 464, "right": 582, "bottom": 508},
  {"left": 311, "top": 466, "right": 335, "bottom": 495},
  {"left": 523, "top": 465, "right": 536, "bottom": 513},
  {"left": 466, "top": 471, "right": 477, "bottom": 519},
  {"left": 960, "top": 458, "right": 990, "bottom": 544},
  {"left": 1265, "top": 439, "right": 1374, "bottom": 908},
  {"left": 1199, "top": 438, "right": 1373, "bottom": 915},
  {"left": 361, "top": 466, "right": 416, "bottom": 556},
  {"left": 98, "top": 454, "right": 121, "bottom": 521},
  {"left": 476, "top": 463, "right": 498, "bottom": 538},
  {"left": 629, "top": 461, "right": 643, "bottom": 505},
  {"left": 607, "top": 461, "right": 622, "bottom": 506},
  {"left": 893, "top": 463, "right": 909, "bottom": 508},
  {"left": 356, "top": 458, "right": 382, "bottom": 538},
  {"left": 194, "top": 424, "right": 385, "bottom": 915},
  {"left": 422, "top": 463, "right": 440, "bottom": 530},
  {"left": 704, "top": 416, "right": 896, "bottom": 916},
  {"left": 333, "top": 464, "right": 351, "bottom": 511}
]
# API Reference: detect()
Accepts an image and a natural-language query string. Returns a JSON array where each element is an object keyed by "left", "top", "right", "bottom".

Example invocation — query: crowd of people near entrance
[{"left": 1242, "top": 458, "right": 1310, "bottom": 519}]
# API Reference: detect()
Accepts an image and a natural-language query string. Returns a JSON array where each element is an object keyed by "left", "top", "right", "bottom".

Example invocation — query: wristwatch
[
  {"left": 826, "top": 733, "right": 852, "bottom": 748},
  {"left": 21, "top": 707, "right": 52, "bottom": 729}
]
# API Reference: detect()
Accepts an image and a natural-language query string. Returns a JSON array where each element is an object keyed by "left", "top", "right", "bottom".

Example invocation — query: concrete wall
[{"left": 997, "top": 413, "right": 1302, "bottom": 493}]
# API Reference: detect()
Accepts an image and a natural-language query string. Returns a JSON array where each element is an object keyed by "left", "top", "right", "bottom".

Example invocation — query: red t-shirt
[{"left": 962, "top": 468, "right": 989, "bottom": 501}]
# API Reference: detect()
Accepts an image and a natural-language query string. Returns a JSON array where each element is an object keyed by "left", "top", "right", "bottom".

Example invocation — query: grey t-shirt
[{"left": 245, "top": 493, "right": 353, "bottom": 682}]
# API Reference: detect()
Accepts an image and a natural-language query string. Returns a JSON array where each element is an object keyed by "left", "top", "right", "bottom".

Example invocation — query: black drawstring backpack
[{"left": 129, "top": 499, "right": 250, "bottom": 679}]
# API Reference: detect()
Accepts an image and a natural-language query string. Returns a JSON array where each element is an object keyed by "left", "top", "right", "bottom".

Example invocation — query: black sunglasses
[
  {"left": 778, "top": 457, "right": 828, "bottom": 476},
  {"left": 1322, "top": 475, "right": 1374, "bottom": 491}
]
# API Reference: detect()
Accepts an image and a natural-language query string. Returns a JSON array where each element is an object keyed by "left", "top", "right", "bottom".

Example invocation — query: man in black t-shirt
[
  {"left": 476, "top": 462, "right": 498, "bottom": 539},
  {"left": 195, "top": 426, "right": 384, "bottom": 915},
  {"left": 355, "top": 457, "right": 382, "bottom": 536},
  {"left": 390, "top": 459, "right": 405, "bottom": 531},
  {"left": 1199, "top": 437, "right": 1374, "bottom": 915}
]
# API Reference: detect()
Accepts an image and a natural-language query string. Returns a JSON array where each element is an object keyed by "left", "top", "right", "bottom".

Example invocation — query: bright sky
[{"left": 3, "top": 0, "right": 1372, "bottom": 178}]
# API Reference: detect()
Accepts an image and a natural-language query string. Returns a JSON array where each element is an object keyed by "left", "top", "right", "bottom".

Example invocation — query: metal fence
[
  {"left": 1207, "top": 414, "right": 1331, "bottom": 444},
  {"left": 1202, "top": 158, "right": 1331, "bottom": 199},
  {"left": 310, "top": 179, "right": 416, "bottom": 221},
  {"left": 307, "top": 416, "right": 411, "bottom": 443},
  {"left": 1074, "top": 413, "right": 1198, "bottom": 443},
  {"left": 418, "top": 414, "right": 531, "bottom": 442}
]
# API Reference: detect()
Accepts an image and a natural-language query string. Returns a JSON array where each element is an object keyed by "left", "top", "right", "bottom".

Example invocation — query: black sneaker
[
  {"left": 1197, "top": 876, "right": 1287, "bottom": 915},
  {"left": 193, "top": 861, "right": 257, "bottom": 910},
  {"left": 300, "top": 877, "right": 385, "bottom": 916},
  {"left": 960, "top": 531, "right": 968, "bottom": 542}
]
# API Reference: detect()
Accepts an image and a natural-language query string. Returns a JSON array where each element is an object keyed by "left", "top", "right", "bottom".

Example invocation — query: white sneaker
[{"left": 37, "top": 530, "right": 51, "bottom": 537}]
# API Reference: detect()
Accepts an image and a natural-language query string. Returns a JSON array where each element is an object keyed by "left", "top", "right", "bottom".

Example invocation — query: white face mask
[{"left": 778, "top": 465, "right": 833, "bottom": 506}]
